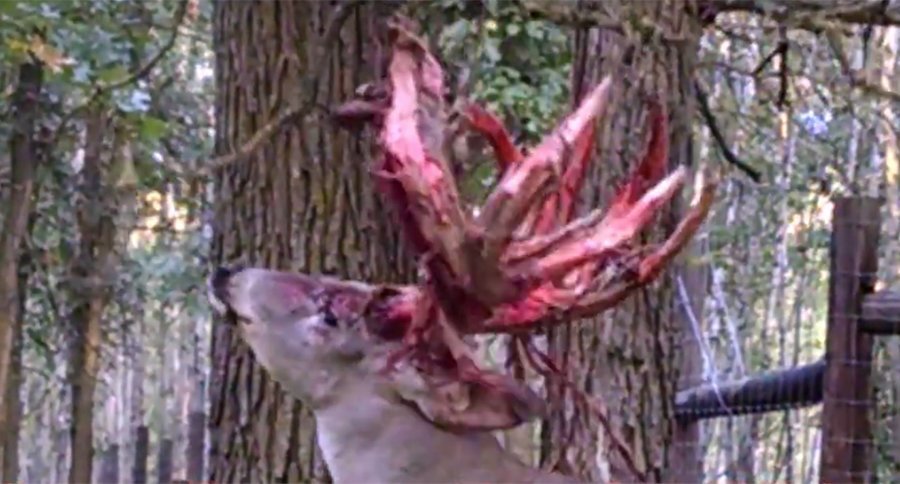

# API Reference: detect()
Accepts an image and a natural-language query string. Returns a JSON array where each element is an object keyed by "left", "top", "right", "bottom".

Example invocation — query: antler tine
[
  {"left": 502, "top": 100, "right": 669, "bottom": 269},
  {"left": 480, "top": 168, "right": 718, "bottom": 332},
  {"left": 378, "top": 22, "right": 471, "bottom": 282},
  {"left": 333, "top": 17, "right": 716, "bottom": 348},
  {"left": 568, "top": 168, "right": 718, "bottom": 318},
  {"left": 462, "top": 103, "right": 523, "bottom": 171},
  {"left": 474, "top": 78, "right": 614, "bottom": 262},
  {"left": 376, "top": 21, "right": 527, "bottom": 322},
  {"left": 510, "top": 166, "right": 686, "bottom": 282},
  {"left": 476, "top": 102, "right": 710, "bottom": 334}
]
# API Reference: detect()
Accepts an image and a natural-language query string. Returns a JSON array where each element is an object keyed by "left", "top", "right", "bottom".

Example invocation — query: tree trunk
[
  {"left": 0, "top": 61, "right": 43, "bottom": 465},
  {"left": 132, "top": 425, "right": 149, "bottom": 484},
  {"left": 186, "top": 320, "right": 206, "bottom": 481},
  {"left": 543, "top": 2, "right": 702, "bottom": 481},
  {"left": 158, "top": 438, "right": 174, "bottom": 484},
  {"left": 208, "top": 1, "right": 411, "bottom": 481},
  {"left": 2, "top": 250, "right": 31, "bottom": 482},
  {"left": 68, "top": 110, "right": 128, "bottom": 484},
  {"left": 131, "top": 314, "right": 147, "bottom": 484},
  {"left": 186, "top": 409, "right": 205, "bottom": 481},
  {"left": 98, "top": 444, "right": 120, "bottom": 484}
]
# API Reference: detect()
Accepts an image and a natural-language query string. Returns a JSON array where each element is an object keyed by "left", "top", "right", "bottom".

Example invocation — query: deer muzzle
[{"left": 208, "top": 265, "right": 241, "bottom": 319}]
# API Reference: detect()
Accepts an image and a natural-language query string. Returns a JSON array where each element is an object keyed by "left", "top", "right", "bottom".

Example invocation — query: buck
[
  {"left": 209, "top": 18, "right": 716, "bottom": 484},
  {"left": 209, "top": 267, "right": 577, "bottom": 483}
]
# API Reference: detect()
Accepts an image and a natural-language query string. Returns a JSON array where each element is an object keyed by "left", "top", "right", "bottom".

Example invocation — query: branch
[
  {"left": 197, "top": 1, "right": 362, "bottom": 176},
  {"left": 750, "top": 43, "right": 782, "bottom": 77},
  {"left": 519, "top": 0, "right": 624, "bottom": 31},
  {"left": 707, "top": 0, "right": 900, "bottom": 28},
  {"left": 103, "top": 0, "right": 189, "bottom": 93},
  {"left": 693, "top": 79, "right": 762, "bottom": 183},
  {"left": 194, "top": 103, "right": 315, "bottom": 177},
  {"left": 825, "top": 27, "right": 900, "bottom": 103},
  {"left": 53, "top": 0, "right": 189, "bottom": 143},
  {"left": 522, "top": 0, "right": 900, "bottom": 30},
  {"left": 775, "top": 26, "right": 789, "bottom": 109}
]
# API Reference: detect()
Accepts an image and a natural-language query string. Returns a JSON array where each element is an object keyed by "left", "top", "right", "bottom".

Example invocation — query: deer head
[
  {"left": 208, "top": 266, "right": 546, "bottom": 429},
  {"left": 208, "top": 267, "right": 374, "bottom": 406},
  {"left": 210, "top": 17, "right": 717, "bottom": 483},
  {"left": 208, "top": 267, "right": 571, "bottom": 483}
]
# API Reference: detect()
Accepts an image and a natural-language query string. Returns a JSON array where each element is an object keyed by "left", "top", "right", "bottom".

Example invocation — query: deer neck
[{"left": 313, "top": 385, "right": 573, "bottom": 484}]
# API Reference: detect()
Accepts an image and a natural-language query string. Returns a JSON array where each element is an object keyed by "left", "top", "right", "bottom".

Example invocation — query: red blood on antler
[
  {"left": 462, "top": 103, "right": 523, "bottom": 171},
  {"left": 333, "top": 18, "right": 716, "bottom": 387},
  {"left": 329, "top": 19, "right": 717, "bottom": 480}
]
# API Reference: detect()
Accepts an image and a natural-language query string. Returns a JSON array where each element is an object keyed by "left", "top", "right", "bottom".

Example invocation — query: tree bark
[
  {"left": 158, "top": 438, "right": 174, "bottom": 484},
  {"left": 68, "top": 110, "right": 128, "bottom": 484},
  {"left": 98, "top": 444, "right": 120, "bottom": 484},
  {"left": 542, "top": 2, "right": 703, "bottom": 481},
  {"left": 187, "top": 314, "right": 206, "bottom": 481},
  {"left": 522, "top": 0, "right": 900, "bottom": 29},
  {"left": 186, "top": 409, "right": 205, "bottom": 481},
  {"left": 0, "top": 62, "right": 43, "bottom": 466},
  {"left": 132, "top": 425, "right": 149, "bottom": 484},
  {"left": 2, "top": 250, "right": 31, "bottom": 482},
  {"left": 208, "top": 1, "right": 411, "bottom": 481},
  {"left": 131, "top": 314, "right": 147, "bottom": 484}
]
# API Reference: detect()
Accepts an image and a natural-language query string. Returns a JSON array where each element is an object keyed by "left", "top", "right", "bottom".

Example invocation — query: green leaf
[
  {"left": 483, "top": 38, "right": 501, "bottom": 64},
  {"left": 139, "top": 116, "right": 168, "bottom": 142},
  {"left": 115, "top": 89, "right": 151, "bottom": 113},
  {"left": 97, "top": 65, "right": 129, "bottom": 83},
  {"left": 439, "top": 18, "right": 469, "bottom": 51},
  {"left": 26, "top": 327, "right": 53, "bottom": 361},
  {"left": 71, "top": 63, "right": 92, "bottom": 83},
  {"left": 525, "top": 21, "right": 543, "bottom": 39},
  {"left": 0, "top": 1, "right": 21, "bottom": 15}
]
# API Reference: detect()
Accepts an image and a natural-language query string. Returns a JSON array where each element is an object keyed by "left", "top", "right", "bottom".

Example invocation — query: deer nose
[{"left": 209, "top": 266, "right": 239, "bottom": 313}]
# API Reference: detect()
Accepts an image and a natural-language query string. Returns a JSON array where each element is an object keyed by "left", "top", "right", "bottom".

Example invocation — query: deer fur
[{"left": 208, "top": 267, "right": 580, "bottom": 484}]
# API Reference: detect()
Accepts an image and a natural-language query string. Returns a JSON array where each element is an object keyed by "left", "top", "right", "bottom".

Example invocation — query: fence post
[{"left": 820, "top": 196, "right": 881, "bottom": 483}]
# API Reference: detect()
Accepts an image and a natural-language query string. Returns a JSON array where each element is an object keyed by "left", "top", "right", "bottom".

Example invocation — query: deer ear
[{"left": 387, "top": 363, "right": 545, "bottom": 432}]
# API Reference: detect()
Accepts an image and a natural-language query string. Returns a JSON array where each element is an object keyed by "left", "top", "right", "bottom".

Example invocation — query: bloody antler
[
  {"left": 333, "top": 21, "right": 717, "bottom": 341},
  {"left": 331, "top": 19, "right": 716, "bottom": 479}
]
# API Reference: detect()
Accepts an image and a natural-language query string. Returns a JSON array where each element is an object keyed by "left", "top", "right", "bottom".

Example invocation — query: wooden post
[
  {"left": 98, "top": 443, "right": 119, "bottom": 484},
  {"left": 860, "top": 291, "right": 900, "bottom": 335},
  {"left": 820, "top": 197, "right": 881, "bottom": 483},
  {"left": 132, "top": 425, "right": 149, "bottom": 484},
  {"left": 157, "top": 437, "right": 174, "bottom": 484},
  {"left": 187, "top": 410, "right": 206, "bottom": 481}
]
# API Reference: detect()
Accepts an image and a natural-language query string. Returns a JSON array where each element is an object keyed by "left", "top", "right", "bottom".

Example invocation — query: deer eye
[{"left": 322, "top": 309, "right": 339, "bottom": 328}]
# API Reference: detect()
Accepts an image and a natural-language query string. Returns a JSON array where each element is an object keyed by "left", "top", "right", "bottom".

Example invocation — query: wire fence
[{"left": 670, "top": 196, "right": 900, "bottom": 483}]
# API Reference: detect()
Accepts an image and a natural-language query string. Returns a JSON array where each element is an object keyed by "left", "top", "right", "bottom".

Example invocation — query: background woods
[{"left": 0, "top": 0, "right": 898, "bottom": 483}]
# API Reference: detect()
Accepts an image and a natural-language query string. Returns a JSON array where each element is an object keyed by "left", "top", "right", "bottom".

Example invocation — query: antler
[
  {"left": 330, "top": 20, "right": 717, "bottom": 477},
  {"left": 334, "top": 20, "right": 717, "bottom": 342}
]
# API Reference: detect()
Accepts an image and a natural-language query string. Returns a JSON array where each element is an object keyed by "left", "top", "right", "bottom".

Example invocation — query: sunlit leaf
[
  {"left": 483, "top": 38, "right": 501, "bottom": 64},
  {"left": 138, "top": 116, "right": 169, "bottom": 142},
  {"left": 72, "top": 63, "right": 92, "bottom": 83},
  {"left": 27, "top": 34, "right": 74, "bottom": 72},
  {"left": 97, "top": 65, "right": 129, "bottom": 84},
  {"left": 116, "top": 89, "right": 151, "bottom": 113},
  {"left": 7, "top": 38, "right": 30, "bottom": 56}
]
